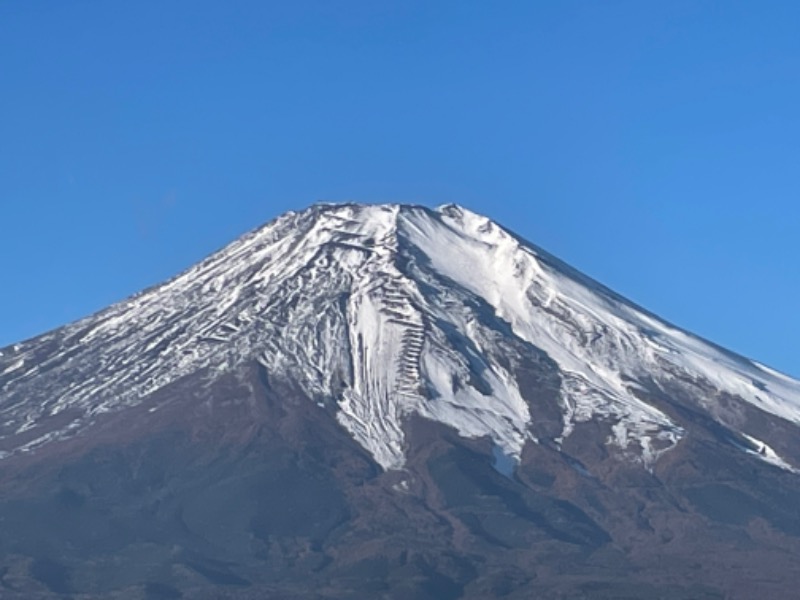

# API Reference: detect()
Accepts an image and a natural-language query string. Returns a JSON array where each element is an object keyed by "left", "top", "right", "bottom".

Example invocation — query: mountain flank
[{"left": 1, "top": 203, "right": 799, "bottom": 598}]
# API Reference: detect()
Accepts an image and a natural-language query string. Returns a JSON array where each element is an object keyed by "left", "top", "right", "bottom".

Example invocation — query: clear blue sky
[{"left": 2, "top": 1, "right": 799, "bottom": 376}]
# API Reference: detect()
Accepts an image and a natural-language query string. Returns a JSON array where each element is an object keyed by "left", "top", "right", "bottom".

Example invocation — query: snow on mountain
[{"left": 1, "top": 203, "right": 799, "bottom": 472}]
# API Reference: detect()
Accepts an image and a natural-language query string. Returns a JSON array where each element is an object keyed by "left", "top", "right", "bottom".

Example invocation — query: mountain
[{"left": 1, "top": 203, "right": 800, "bottom": 599}]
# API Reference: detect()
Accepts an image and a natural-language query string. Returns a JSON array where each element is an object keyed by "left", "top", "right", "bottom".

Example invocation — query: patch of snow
[
  {"left": 1, "top": 358, "right": 24, "bottom": 375},
  {"left": 741, "top": 433, "right": 797, "bottom": 472}
]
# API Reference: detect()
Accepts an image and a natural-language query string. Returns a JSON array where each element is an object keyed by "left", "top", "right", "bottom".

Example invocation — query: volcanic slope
[{"left": 1, "top": 203, "right": 800, "bottom": 599}]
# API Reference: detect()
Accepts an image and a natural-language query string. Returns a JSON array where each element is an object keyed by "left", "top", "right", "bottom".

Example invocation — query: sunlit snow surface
[{"left": 1, "top": 203, "right": 799, "bottom": 472}]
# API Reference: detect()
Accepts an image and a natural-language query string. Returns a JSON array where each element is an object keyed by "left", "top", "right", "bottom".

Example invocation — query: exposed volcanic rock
[{"left": 1, "top": 203, "right": 800, "bottom": 598}]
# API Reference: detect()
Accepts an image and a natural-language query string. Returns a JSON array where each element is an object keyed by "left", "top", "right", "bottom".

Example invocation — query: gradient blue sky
[{"left": 2, "top": 1, "right": 799, "bottom": 376}]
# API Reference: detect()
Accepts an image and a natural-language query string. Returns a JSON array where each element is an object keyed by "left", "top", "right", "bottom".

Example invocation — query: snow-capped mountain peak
[{"left": 2, "top": 203, "right": 799, "bottom": 474}]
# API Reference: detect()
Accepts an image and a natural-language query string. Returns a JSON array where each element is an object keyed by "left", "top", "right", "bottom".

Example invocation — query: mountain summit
[{"left": 2, "top": 203, "right": 800, "bottom": 599}]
